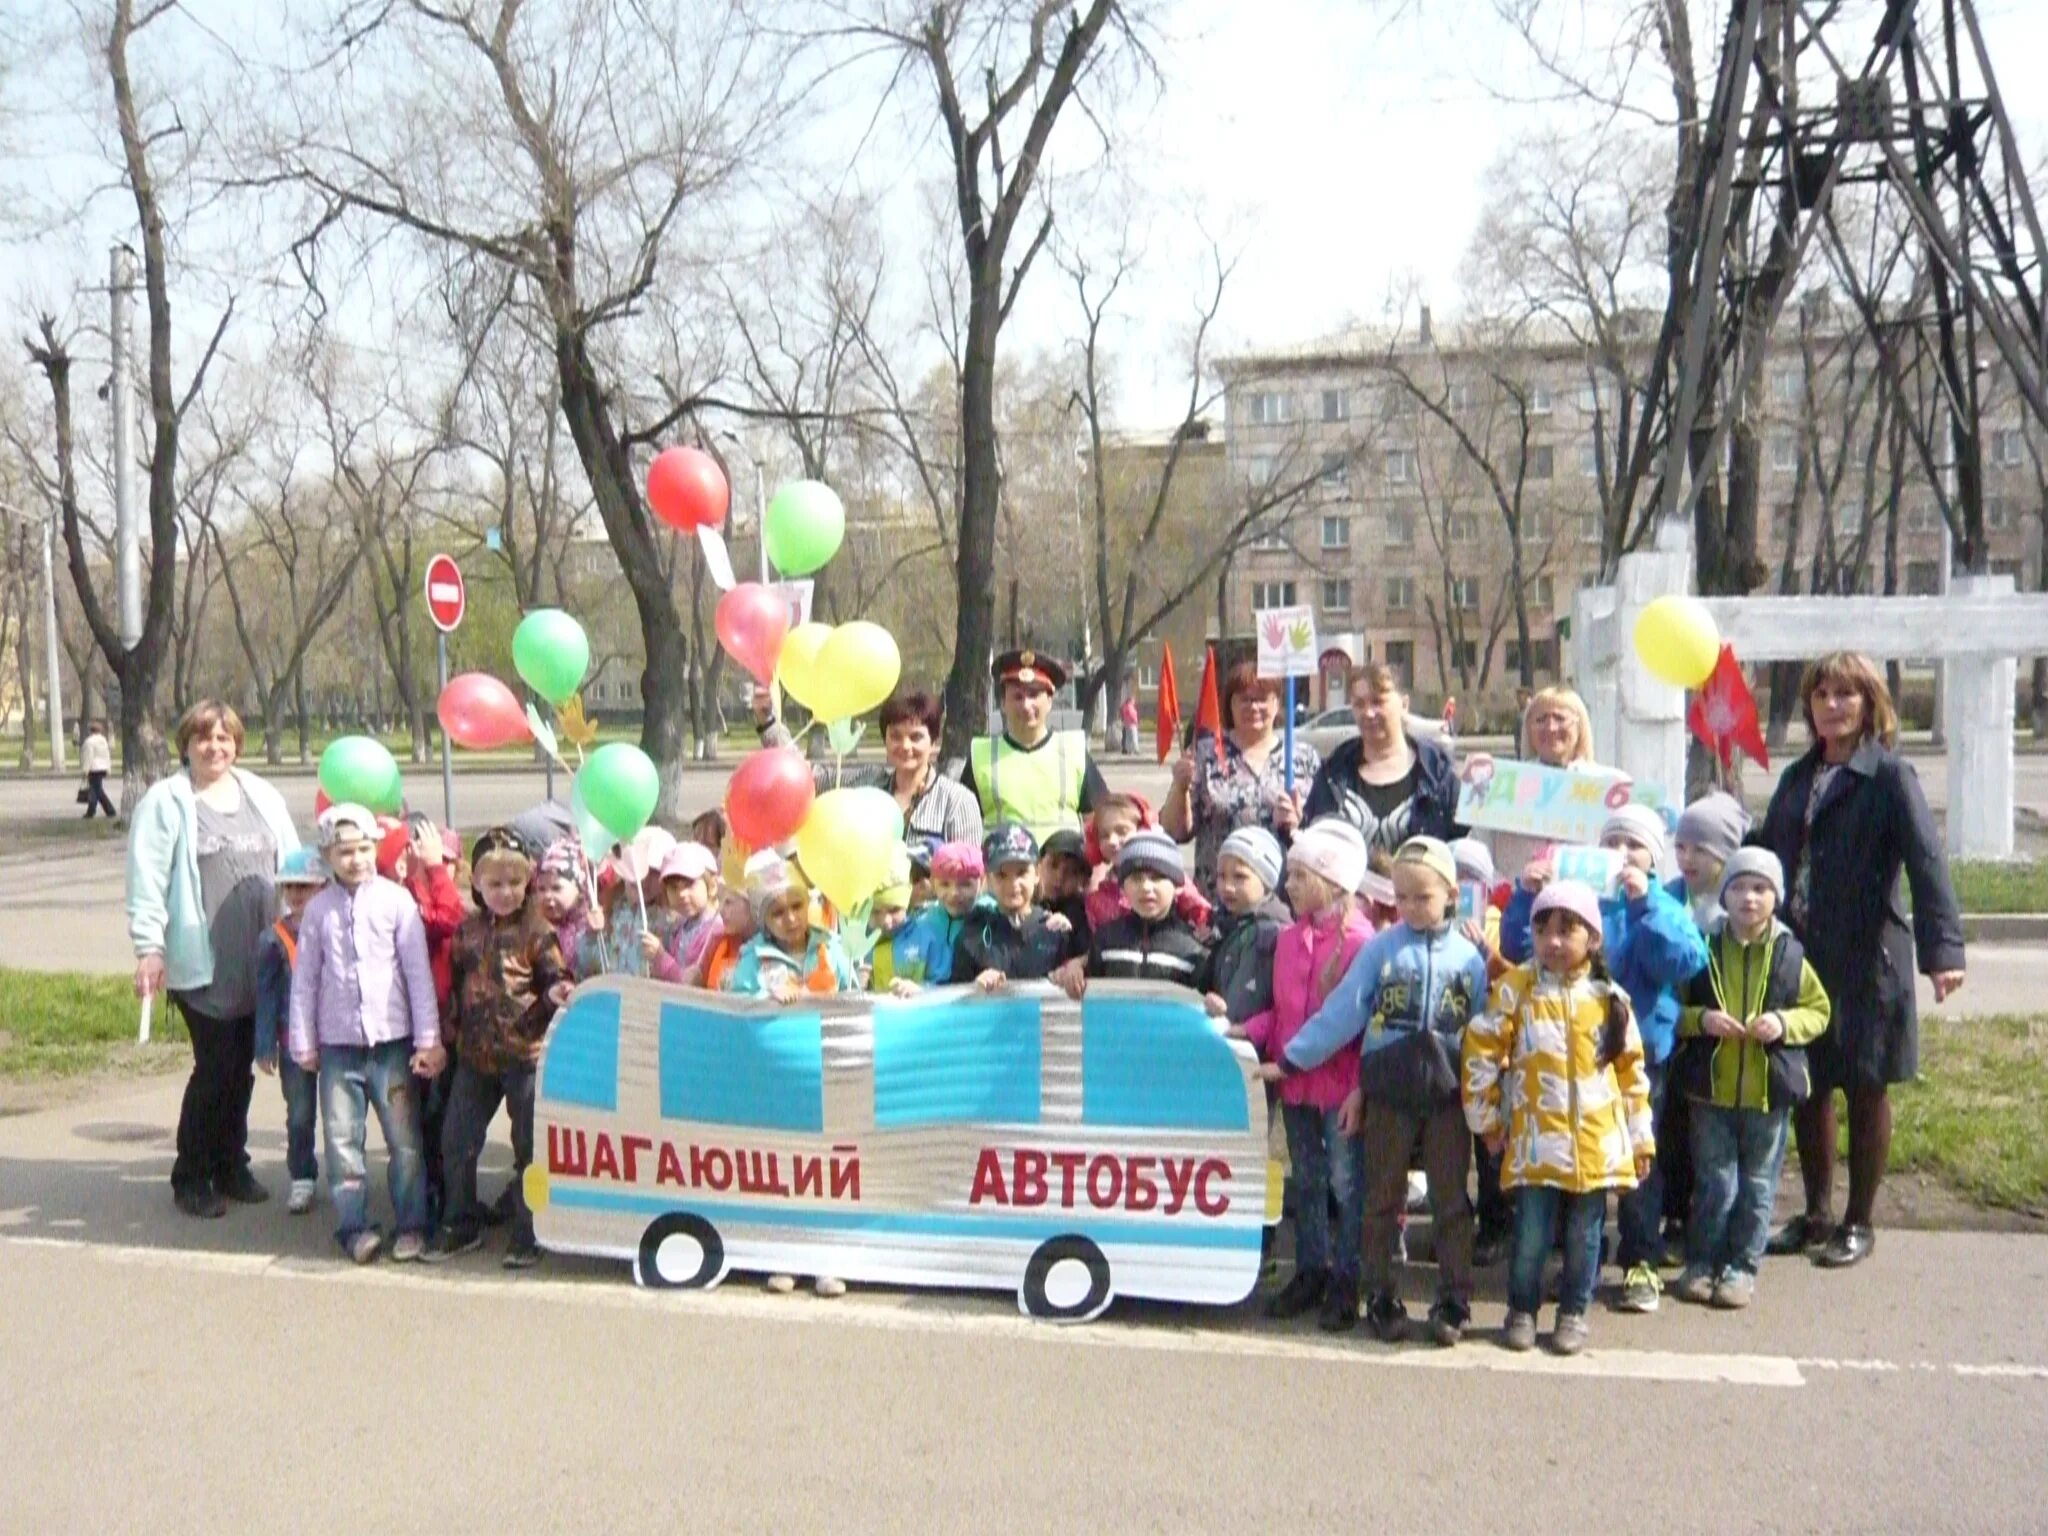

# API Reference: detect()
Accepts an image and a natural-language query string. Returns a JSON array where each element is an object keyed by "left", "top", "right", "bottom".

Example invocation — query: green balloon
[
  {"left": 763, "top": 480, "right": 845, "bottom": 577},
  {"left": 319, "top": 735, "right": 402, "bottom": 811},
  {"left": 513, "top": 609, "right": 590, "bottom": 706},
  {"left": 577, "top": 743, "right": 660, "bottom": 841}
]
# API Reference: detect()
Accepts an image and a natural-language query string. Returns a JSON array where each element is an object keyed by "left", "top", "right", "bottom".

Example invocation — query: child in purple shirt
[{"left": 289, "top": 803, "right": 446, "bottom": 1263}]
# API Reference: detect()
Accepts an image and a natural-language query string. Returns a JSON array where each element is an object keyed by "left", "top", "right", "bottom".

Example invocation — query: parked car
[{"left": 1298, "top": 707, "right": 1448, "bottom": 761}]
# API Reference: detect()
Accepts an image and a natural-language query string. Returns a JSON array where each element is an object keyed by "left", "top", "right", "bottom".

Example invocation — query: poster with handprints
[{"left": 1255, "top": 606, "right": 1317, "bottom": 679}]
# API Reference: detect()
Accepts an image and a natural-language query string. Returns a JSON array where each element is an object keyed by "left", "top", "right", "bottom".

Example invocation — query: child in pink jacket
[{"left": 1241, "top": 818, "right": 1375, "bottom": 1331}]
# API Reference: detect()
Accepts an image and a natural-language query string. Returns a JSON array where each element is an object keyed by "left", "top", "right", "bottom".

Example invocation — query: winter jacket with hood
[
  {"left": 1278, "top": 920, "right": 1489, "bottom": 1081},
  {"left": 726, "top": 926, "right": 858, "bottom": 997},
  {"left": 1242, "top": 904, "right": 1375, "bottom": 1110},
  {"left": 1198, "top": 896, "right": 1289, "bottom": 1024},
  {"left": 950, "top": 904, "right": 1079, "bottom": 982},
  {"left": 1082, "top": 909, "right": 1210, "bottom": 989}
]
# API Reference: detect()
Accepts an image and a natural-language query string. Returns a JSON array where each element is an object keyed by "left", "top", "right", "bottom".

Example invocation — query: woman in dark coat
[{"left": 1757, "top": 652, "right": 1965, "bottom": 1269}]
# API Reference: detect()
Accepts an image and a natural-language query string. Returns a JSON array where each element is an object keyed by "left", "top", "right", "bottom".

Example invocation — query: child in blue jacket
[
  {"left": 1500, "top": 802, "right": 1708, "bottom": 1312},
  {"left": 254, "top": 847, "right": 331, "bottom": 1215}
]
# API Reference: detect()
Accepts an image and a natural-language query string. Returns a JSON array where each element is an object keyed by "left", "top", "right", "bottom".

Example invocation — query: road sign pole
[{"left": 438, "top": 631, "right": 454, "bottom": 828}]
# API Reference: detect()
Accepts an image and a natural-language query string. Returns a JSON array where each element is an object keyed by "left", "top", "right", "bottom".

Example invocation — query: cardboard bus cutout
[{"left": 524, "top": 977, "right": 1280, "bottom": 1321}]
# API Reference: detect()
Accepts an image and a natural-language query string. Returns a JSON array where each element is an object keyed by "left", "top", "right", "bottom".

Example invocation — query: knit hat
[
  {"left": 1394, "top": 835, "right": 1458, "bottom": 893},
  {"left": 539, "top": 840, "right": 589, "bottom": 886},
  {"left": 745, "top": 850, "right": 805, "bottom": 919},
  {"left": 316, "top": 802, "right": 378, "bottom": 848},
  {"left": 906, "top": 837, "right": 939, "bottom": 875},
  {"left": 1287, "top": 817, "right": 1369, "bottom": 897},
  {"left": 660, "top": 841, "right": 719, "bottom": 884},
  {"left": 277, "top": 846, "right": 329, "bottom": 887},
  {"left": 983, "top": 822, "right": 1040, "bottom": 872},
  {"left": 1674, "top": 791, "right": 1749, "bottom": 865},
  {"left": 872, "top": 845, "right": 914, "bottom": 909},
  {"left": 1039, "top": 829, "right": 1087, "bottom": 869},
  {"left": 1600, "top": 802, "right": 1668, "bottom": 862},
  {"left": 930, "top": 840, "right": 985, "bottom": 882},
  {"left": 1718, "top": 846, "right": 1786, "bottom": 906},
  {"left": 1531, "top": 878, "right": 1604, "bottom": 935},
  {"left": 1116, "top": 828, "right": 1185, "bottom": 885},
  {"left": 1448, "top": 837, "right": 1495, "bottom": 888},
  {"left": 1218, "top": 826, "right": 1284, "bottom": 893}
]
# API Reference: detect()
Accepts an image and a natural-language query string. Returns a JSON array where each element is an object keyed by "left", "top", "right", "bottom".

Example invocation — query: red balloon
[
  {"left": 715, "top": 582, "right": 791, "bottom": 688},
  {"left": 726, "top": 747, "right": 815, "bottom": 850},
  {"left": 647, "top": 446, "right": 729, "bottom": 533},
  {"left": 437, "top": 672, "right": 533, "bottom": 751}
]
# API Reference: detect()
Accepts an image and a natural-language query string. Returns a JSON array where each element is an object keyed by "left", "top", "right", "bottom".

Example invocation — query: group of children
[{"left": 250, "top": 773, "right": 1830, "bottom": 1357}]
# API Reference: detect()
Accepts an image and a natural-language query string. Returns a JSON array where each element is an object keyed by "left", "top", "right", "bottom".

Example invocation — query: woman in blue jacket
[{"left": 1500, "top": 802, "right": 1707, "bottom": 1313}]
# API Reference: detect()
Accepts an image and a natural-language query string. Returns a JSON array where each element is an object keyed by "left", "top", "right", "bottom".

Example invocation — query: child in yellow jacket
[{"left": 1463, "top": 879, "right": 1654, "bottom": 1357}]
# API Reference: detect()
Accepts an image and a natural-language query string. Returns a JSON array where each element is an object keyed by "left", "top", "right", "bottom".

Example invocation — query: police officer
[{"left": 960, "top": 650, "right": 1108, "bottom": 842}]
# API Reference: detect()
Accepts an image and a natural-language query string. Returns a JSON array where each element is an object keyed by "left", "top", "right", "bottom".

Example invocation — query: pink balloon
[
  {"left": 715, "top": 582, "right": 791, "bottom": 687},
  {"left": 726, "top": 747, "right": 815, "bottom": 850},
  {"left": 647, "top": 446, "right": 729, "bottom": 532},
  {"left": 437, "top": 672, "right": 533, "bottom": 751}
]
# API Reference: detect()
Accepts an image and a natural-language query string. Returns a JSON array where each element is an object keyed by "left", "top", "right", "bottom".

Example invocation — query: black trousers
[
  {"left": 83, "top": 771, "right": 116, "bottom": 818},
  {"left": 440, "top": 1058, "right": 537, "bottom": 1246},
  {"left": 171, "top": 1004, "right": 255, "bottom": 1195},
  {"left": 1474, "top": 1134, "right": 1512, "bottom": 1237}
]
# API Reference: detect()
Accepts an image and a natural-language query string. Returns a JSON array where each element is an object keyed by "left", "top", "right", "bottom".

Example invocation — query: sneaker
[
  {"left": 1550, "top": 1311, "right": 1590, "bottom": 1355},
  {"left": 1405, "top": 1170, "right": 1430, "bottom": 1213},
  {"left": 217, "top": 1167, "right": 270, "bottom": 1205},
  {"left": 1471, "top": 1227, "right": 1510, "bottom": 1268},
  {"left": 814, "top": 1275, "right": 846, "bottom": 1298},
  {"left": 1661, "top": 1221, "right": 1689, "bottom": 1269},
  {"left": 1363, "top": 1290, "right": 1408, "bottom": 1342},
  {"left": 420, "top": 1227, "right": 483, "bottom": 1264},
  {"left": 502, "top": 1242, "right": 543, "bottom": 1270},
  {"left": 173, "top": 1185, "right": 228, "bottom": 1220},
  {"left": 765, "top": 1273, "right": 798, "bottom": 1294},
  {"left": 1426, "top": 1297, "right": 1470, "bottom": 1347},
  {"left": 287, "top": 1179, "right": 317, "bottom": 1215},
  {"left": 1616, "top": 1262, "right": 1663, "bottom": 1313},
  {"left": 1670, "top": 1265, "right": 1717, "bottom": 1305},
  {"left": 1711, "top": 1270, "right": 1756, "bottom": 1309},
  {"left": 390, "top": 1231, "right": 426, "bottom": 1263},
  {"left": 1317, "top": 1275, "right": 1360, "bottom": 1333},
  {"left": 1264, "top": 1267, "right": 1328, "bottom": 1320},
  {"left": 347, "top": 1230, "right": 383, "bottom": 1265},
  {"left": 1501, "top": 1309, "right": 1538, "bottom": 1352},
  {"left": 1766, "top": 1213, "right": 1828, "bottom": 1257}
]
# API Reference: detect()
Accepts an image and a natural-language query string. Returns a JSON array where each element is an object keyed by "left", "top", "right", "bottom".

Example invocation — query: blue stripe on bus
[
  {"left": 657, "top": 1001, "right": 824, "bottom": 1133},
  {"left": 872, "top": 993, "right": 1042, "bottom": 1128},
  {"left": 547, "top": 1184, "right": 1262, "bottom": 1251},
  {"left": 541, "top": 990, "right": 620, "bottom": 1112},
  {"left": 1079, "top": 995, "right": 1249, "bottom": 1133}
]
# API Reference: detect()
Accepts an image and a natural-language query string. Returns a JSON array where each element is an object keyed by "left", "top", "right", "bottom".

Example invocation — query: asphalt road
[{"left": 2, "top": 1072, "right": 2044, "bottom": 1533}]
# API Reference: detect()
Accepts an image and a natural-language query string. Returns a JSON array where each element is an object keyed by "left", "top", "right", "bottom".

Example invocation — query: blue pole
[{"left": 1284, "top": 674, "right": 1297, "bottom": 795}]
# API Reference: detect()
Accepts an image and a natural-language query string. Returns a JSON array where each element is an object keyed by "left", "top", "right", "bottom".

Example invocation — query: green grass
[
  {"left": 1883, "top": 1014, "right": 2048, "bottom": 1214},
  {"left": 0, "top": 968, "right": 189, "bottom": 1079},
  {"left": 1949, "top": 860, "right": 2048, "bottom": 915}
]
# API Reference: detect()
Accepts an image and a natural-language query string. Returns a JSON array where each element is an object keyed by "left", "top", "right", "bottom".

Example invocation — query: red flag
[
  {"left": 1155, "top": 642, "right": 1181, "bottom": 763},
  {"left": 1194, "top": 644, "right": 1224, "bottom": 742},
  {"left": 1688, "top": 644, "right": 1769, "bottom": 771}
]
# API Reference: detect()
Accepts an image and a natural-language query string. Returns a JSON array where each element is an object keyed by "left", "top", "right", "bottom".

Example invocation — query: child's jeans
[
  {"left": 279, "top": 1058, "right": 319, "bottom": 1184},
  {"left": 319, "top": 1040, "right": 427, "bottom": 1247},
  {"left": 1281, "top": 1102, "right": 1363, "bottom": 1283},
  {"left": 1509, "top": 1186, "right": 1606, "bottom": 1316},
  {"left": 441, "top": 1059, "right": 538, "bottom": 1248},
  {"left": 1687, "top": 1101, "right": 1791, "bottom": 1277},
  {"left": 1613, "top": 1058, "right": 1671, "bottom": 1269},
  {"left": 1360, "top": 1100, "right": 1474, "bottom": 1304}
]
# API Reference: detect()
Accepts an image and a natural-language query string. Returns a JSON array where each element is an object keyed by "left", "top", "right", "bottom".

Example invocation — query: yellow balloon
[
  {"left": 1633, "top": 595, "right": 1721, "bottom": 688},
  {"left": 795, "top": 786, "right": 904, "bottom": 911},
  {"left": 815, "top": 621, "right": 901, "bottom": 721},
  {"left": 778, "top": 621, "right": 835, "bottom": 716}
]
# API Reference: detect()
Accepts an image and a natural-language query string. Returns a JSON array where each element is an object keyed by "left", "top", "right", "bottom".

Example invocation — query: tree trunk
[
  {"left": 293, "top": 663, "right": 311, "bottom": 764},
  {"left": 940, "top": 294, "right": 1004, "bottom": 763}
]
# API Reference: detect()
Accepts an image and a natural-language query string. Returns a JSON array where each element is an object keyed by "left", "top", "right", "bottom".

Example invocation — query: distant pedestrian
[
  {"left": 80, "top": 721, "right": 116, "bottom": 819},
  {"left": 1119, "top": 693, "right": 1140, "bottom": 755}
]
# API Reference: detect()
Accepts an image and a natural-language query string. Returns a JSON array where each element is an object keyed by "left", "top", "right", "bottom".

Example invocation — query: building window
[
  {"left": 1527, "top": 384, "right": 1553, "bottom": 416},
  {"left": 1772, "top": 367, "right": 1803, "bottom": 404},
  {"left": 1576, "top": 379, "right": 1614, "bottom": 414},
  {"left": 1321, "top": 514, "right": 1350, "bottom": 550},
  {"left": 1523, "top": 445, "right": 1555, "bottom": 480},
  {"left": 1993, "top": 558, "right": 2024, "bottom": 582},
  {"left": 1385, "top": 510, "right": 1414, "bottom": 546},
  {"left": 1321, "top": 578, "right": 1352, "bottom": 615},
  {"left": 1522, "top": 510, "right": 1551, "bottom": 541},
  {"left": 1385, "top": 448, "right": 1418, "bottom": 485},
  {"left": 1383, "top": 639, "right": 1414, "bottom": 686},
  {"left": 1771, "top": 501, "right": 1797, "bottom": 538},
  {"left": 1251, "top": 525, "right": 1288, "bottom": 551},
  {"left": 1993, "top": 428, "right": 2026, "bottom": 467},
  {"left": 1449, "top": 382, "right": 1477, "bottom": 412},
  {"left": 1905, "top": 560, "right": 1940, "bottom": 596},
  {"left": 1247, "top": 391, "right": 1292, "bottom": 426},
  {"left": 1582, "top": 511, "right": 1604, "bottom": 545},
  {"left": 1448, "top": 512, "right": 1481, "bottom": 542},
  {"left": 1987, "top": 497, "right": 2012, "bottom": 531},
  {"left": 1246, "top": 454, "right": 1276, "bottom": 486},
  {"left": 1452, "top": 640, "right": 1480, "bottom": 670},
  {"left": 1906, "top": 502, "right": 1940, "bottom": 534},
  {"left": 1504, "top": 638, "right": 1560, "bottom": 674},
  {"left": 1321, "top": 388, "right": 1350, "bottom": 423},
  {"left": 1838, "top": 504, "right": 1866, "bottom": 536},
  {"left": 1319, "top": 452, "right": 1349, "bottom": 493},
  {"left": 1385, "top": 575, "right": 1415, "bottom": 612},
  {"left": 1252, "top": 580, "right": 1298, "bottom": 609},
  {"left": 1451, "top": 575, "right": 1480, "bottom": 610},
  {"left": 1578, "top": 441, "right": 1600, "bottom": 477},
  {"left": 1531, "top": 575, "right": 1555, "bottom": 610},
  {"left": 1771, "top": 435, "right": 1798, "bottom": 472}
]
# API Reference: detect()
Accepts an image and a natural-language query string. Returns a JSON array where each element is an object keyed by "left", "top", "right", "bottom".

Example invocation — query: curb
[{"left": 1960, "top": 913, "right": 2048, "bottom": 943}]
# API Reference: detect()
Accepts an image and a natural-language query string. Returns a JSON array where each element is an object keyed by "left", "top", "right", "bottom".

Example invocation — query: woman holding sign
[
  {"left": 1163, "top": 660, "right": 1320, "bottom": 898},
  {"left": 1758, "top": 652, "right": 1964, "bottom": 1270},
  {"left": 1300, "top": 664, "right": 1462, "bottom": 861}
]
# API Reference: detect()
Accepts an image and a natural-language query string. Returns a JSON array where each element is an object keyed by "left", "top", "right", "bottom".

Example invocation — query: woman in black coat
[{"left": 1756, "top": 652, "right": 1965, "bottom": 1269}]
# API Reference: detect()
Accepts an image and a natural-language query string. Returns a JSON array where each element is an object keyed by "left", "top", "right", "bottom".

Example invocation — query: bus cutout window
[
  {"left": 1079, "top": 994, "right": 1249, "bottom": 1133},
  {"left": 874, "top": 994, "right": 1042, "bottom": 1129},
  {"left": 657, "top": 999, "right": 825, "bottom": 1134},
  {"left": 541, "top": 988, "right": 621, "bottom": 1112}
]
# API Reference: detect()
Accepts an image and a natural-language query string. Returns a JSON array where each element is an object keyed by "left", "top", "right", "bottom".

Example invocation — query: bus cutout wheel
[
  {"left": 1020, "top": 1235, "right": 1113, "bottom": 1322},
  {"left": 635, "top": 1212, "right": 725, "bottom": 1290}
]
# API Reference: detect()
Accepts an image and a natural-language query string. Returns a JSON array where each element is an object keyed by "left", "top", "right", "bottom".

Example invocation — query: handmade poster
[
  {"left": 527, "top": 977, "right": 1277, "bottom": 1322},
  {"left": 1457, "top": 880, "right": 1489, "bottom": 924},
  {"left": 1255, "top": 605, "right": 1317, "bottom": 679},
  {"left": 1455, "top": 759, "right": 1671, "bottom": 846},
  {"left": 1554, "top": 845, "right": 1626, "bottom": 897}
]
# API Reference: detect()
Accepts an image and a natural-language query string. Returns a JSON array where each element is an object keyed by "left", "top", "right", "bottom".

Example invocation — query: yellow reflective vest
[{"left": 968, "top": 731, "right": 1087, "bottom": 842}]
